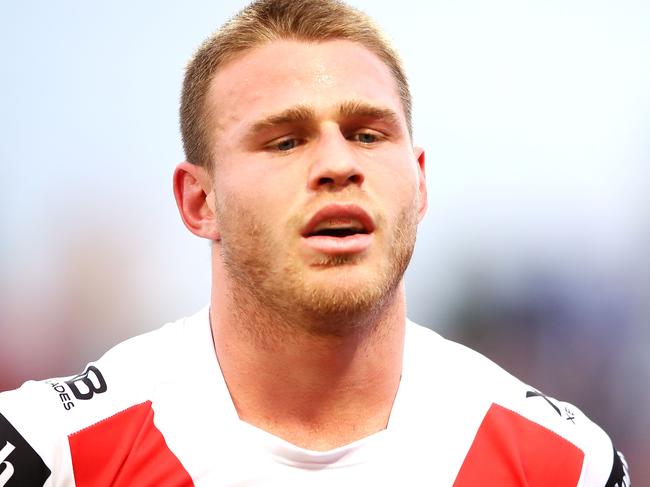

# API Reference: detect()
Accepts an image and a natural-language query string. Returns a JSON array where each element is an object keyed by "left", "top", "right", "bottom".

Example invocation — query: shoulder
[
  {"left": 1, "top": 309, "right": 206, "bottom": 421},
  {"left": 0, "top": 308, "right": 209, "bottom": 486},
  {"left": 404, "top": 320, "right": 630, "bottom": 487}
]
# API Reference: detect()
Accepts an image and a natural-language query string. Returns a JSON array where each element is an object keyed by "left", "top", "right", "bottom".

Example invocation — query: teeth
[{"left": 311, "top": 218, "right": 364, "bottom": 234}]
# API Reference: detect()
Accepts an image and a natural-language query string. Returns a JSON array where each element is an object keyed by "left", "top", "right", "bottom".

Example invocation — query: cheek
[
  {"left": 373, "top": 162, "right": 418, "bottom": 205},
  {"left": 215, "top": 188, "right": 288, "bottom": 245},
  {"left": 220, "top": 154, "right": 303, "bottom": 205}
]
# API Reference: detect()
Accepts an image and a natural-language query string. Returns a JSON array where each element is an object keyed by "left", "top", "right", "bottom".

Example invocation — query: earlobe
[
  {"left": 173, "top": 162, "right": 220, "bottom": 240},
  {"left": 414, "top": 147, "right": 428, "bottom": 221}
]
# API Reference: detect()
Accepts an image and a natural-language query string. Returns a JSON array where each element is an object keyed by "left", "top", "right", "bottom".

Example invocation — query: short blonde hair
[{"left": 180, "top": 0, "right": 412, "bottom": 169}]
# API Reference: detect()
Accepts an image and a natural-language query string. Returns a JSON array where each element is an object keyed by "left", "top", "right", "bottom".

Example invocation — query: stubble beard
[{"left": 217, "top": 196, "right": 419, "bottom": 339}]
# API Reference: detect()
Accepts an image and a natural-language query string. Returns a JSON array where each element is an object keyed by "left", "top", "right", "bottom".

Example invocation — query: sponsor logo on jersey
[
  {"left": 47, "top": 365, "right": 108, "bottom": 411},
  {"left": 526, "top": 390, "right": 576, "bottom": 423},
  {"left": 0, "top": 413, "right": 51, "bottom": 486},
  {"left": 45, "top": 380, "right": 75, "bottom": 411},
  {"left": 66, "top": 365, "right": 108, "bottom": 401}
]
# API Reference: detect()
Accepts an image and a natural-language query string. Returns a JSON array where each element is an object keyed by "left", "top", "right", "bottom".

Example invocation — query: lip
[
  {"left": 301, "top": 203, "right": 375, "bottom": 255},
  {"left": 302, "top": 204, "right": 375, "bottom": 236}
]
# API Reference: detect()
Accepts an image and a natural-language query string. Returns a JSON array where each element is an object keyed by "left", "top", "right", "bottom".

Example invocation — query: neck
[{"left": 209, "top": 256, "right": 406, "bottom": 451}]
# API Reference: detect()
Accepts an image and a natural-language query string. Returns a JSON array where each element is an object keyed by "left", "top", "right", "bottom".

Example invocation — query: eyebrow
[
  {"left": 336, "top": 100, "right": 402, "bottom": 127},
  {"left": 248, "top": 105, "right": 316, "bottom": 134},
  {"left": 246, "top": 100, "right": 403, "bottom": 137}
]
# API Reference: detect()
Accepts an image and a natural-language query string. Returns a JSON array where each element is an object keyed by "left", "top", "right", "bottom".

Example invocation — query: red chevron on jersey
[
  {"left": 68, "top": 401, "right": 194, "bottom": 487},
  {"left": 454, "top": 403, "right": 584, "bottom": 486}
]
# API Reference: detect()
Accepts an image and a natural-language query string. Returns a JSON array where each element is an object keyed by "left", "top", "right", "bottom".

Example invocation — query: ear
[
  {"left": 414, "top": 146, "right": 428, "bottom": 222},
  {"left": 173, "top": 162, "right": 220, "bottom": 240}
]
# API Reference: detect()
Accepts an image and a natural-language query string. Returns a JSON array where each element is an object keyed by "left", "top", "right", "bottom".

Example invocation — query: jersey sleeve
[
  {"left": 0, "top": 329, "right": 153, "bottom": 487},
  {"left": 0, "top": 320, "right": 191, "bottom": 487},
  {"left": 510, "top": 391, "right": 631, "bottom": 487},
  {"left": 0, "top": 343, "right": 154, "bottom": 487}
]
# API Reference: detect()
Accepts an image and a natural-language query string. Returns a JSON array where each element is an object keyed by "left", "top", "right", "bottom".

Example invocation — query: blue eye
[
  {"left": 276, "top": 139, "right": 297, "bottom": 151},
  {"left": 355, "top": 132, "right": 378, "bottom": 144}
]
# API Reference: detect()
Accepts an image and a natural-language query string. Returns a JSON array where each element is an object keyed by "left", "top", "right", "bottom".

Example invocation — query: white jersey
[{"left": 0, "top": 308, "right": 629, "bottom": 486}]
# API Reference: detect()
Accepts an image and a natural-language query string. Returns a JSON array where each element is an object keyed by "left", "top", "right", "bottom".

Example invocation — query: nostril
[
  {"left": 312, "top": 171, "right": 363, "bottom": 188},
  {"left": 318, "top": 176, "right": 335, "bottom": 185},
  {"left": 348, "top": 174, "right": 363, "bottom": 184}
]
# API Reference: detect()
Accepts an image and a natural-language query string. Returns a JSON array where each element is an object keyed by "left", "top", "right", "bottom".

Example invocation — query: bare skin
[
  {"left": 210, "top": 254, "right": 406, "bottom": 450},
  {"left": 174, "top": 39, "right": 427, "bottom": 450}
]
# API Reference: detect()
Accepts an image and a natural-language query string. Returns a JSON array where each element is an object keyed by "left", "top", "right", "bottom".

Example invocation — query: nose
[{"left": 307, "top": 131, "right": 365, "bottom": 190}]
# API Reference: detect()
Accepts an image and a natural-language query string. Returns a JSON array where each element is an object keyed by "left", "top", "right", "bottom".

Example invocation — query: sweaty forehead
[{"left": 203, "top": 39, "right": 405, "bottom": 145}]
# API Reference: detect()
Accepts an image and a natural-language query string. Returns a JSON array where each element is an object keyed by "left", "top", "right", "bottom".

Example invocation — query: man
[{"left": 0, "top": 0, "right": 629, "bottom": 485}]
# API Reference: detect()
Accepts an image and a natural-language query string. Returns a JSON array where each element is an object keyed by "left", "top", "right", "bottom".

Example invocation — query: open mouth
[
  {"left": 302, "top": 205, "right": 375, "bottom": 238},
  {"left": 311, "top": 228, "right": 366, "bottom": 237},
  {"left": 306, "top": 219, "right": 370, "bottom": 238},
  {"left": 301, "top": 204, "right": 375, "bottom": 255}
]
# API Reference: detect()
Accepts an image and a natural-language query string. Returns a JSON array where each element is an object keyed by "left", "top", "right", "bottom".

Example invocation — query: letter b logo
[{"left": 66, "top": 366, "right": 108, "bottom": 400}]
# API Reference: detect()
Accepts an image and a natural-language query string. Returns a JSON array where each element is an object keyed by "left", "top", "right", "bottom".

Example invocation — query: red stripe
[
  {"left": 453, "top": 403, "right": 584, "bottom": 487},
  {"left": 69, "top": 401, "right": 194, "bottom": 487}
]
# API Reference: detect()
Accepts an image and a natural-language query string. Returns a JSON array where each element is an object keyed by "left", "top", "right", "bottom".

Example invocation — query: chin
[{"left": 295, "top": 264, "right": 398, "bottom": 318}]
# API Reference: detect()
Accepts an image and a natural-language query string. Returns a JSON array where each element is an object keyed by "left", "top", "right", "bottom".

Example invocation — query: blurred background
[{"left": 1, "top": 0, "right": 648, "bottom": 481}]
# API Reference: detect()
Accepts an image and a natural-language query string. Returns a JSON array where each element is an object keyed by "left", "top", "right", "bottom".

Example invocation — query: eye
[
  {"left": 351, "top": 131, "right": 383, "bottom": 144},
  {"left": 266, "top": 137, "right": 304, "bottom": 152},
  {"left": 275, "top": 138, "right": 298, "bottom": 151}
]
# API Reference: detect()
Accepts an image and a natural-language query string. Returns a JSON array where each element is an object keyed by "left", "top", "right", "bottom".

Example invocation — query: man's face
[{"left": 205, "top": 39, "right": 426, "bottom": 328}]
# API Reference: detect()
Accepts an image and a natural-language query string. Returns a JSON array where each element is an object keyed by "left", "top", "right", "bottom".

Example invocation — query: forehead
[{"left": 204, "top": 39, "right": 406, "bottom": 141}]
